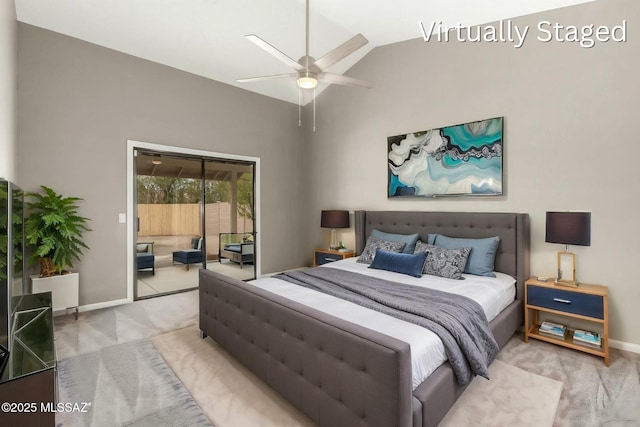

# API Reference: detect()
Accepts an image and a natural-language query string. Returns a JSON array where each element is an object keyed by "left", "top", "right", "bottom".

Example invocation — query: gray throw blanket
[{"left": 276, "top": 267, "right": 499, "bottom": 385}]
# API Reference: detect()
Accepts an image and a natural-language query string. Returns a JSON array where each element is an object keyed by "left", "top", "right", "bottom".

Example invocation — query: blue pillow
[
  {"left": 369, "top": 248, "right": 428, "bottom": 278},
  {"left": 433, "top": 234, "right": 501, "bottom": 277},
  {"left": 370, "top": 229, "right": 420, "bottom": 254}
]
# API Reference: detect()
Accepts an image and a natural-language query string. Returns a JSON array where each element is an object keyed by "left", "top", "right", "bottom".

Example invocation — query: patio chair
[
  {"left": 172, "top": 237, "right": 203, "bottom": 270},
  {"left": 136, "top": 242, "right": 155, "bottom": 275},
  {"left": 220, "top": 239, "right": 254, "bottom": 269}
]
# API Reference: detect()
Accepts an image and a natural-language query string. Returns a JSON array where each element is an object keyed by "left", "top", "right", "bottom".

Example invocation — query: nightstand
[
  {"left": 313, "top": 249, "right": 356, "bottom": 267},
  {"left": 524, "top": 278, "right": 609, "bottom": 366}
]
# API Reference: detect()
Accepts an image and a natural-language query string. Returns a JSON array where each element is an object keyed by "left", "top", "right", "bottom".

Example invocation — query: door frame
[{"left": 126, "top": 140, "right": 261, "bottom": 303}]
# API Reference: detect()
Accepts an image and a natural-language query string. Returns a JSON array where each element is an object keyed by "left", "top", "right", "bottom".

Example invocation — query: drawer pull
[
  {"left": 324, "top": 258, "right": 337, "bottom": 262},
  {"left": 553, "top": 298, "right": 572, "bottom": 304}
]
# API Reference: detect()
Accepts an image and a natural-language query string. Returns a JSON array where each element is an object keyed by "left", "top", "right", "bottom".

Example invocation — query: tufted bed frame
[{"left": 199, "top": 211, "right": 530, "bottom": 427}]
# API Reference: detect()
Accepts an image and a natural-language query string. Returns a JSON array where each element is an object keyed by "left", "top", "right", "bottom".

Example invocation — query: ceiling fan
[{"left": 237, "top": 0, "right": 373, "bottom": 95}]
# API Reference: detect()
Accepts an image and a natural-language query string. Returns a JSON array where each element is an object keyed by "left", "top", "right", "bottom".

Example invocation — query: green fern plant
[{"left": 25, "top": 186, "right": 91, "bottom": 277}]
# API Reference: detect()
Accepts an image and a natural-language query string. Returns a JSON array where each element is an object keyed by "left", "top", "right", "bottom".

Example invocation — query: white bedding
[{"left": 249, "top": 257, "right": 515, "bottom": 389}]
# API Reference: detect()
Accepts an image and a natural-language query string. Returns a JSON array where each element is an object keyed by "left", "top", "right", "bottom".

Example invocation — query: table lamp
[
  {"left": 545, "top": 211, "right": 591, "bottom": 287},
  {"left": 321, "top": 210, "right": 350, "bottom": 250}
]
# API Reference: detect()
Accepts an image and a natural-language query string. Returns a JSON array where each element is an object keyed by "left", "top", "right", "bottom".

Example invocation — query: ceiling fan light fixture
[{"left": 297, "top": 72, "right": 318, "bottom": 89}]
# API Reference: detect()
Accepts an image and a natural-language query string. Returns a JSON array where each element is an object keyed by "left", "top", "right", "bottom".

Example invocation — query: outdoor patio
[
  {"left": 137, "top": 261, "right": 254, "bottom": 298},
  {"left": 136, "top": 234, "right": 254, "bottom": 298}
]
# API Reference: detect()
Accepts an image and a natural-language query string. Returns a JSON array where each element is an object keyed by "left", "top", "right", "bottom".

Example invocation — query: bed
[{"left": 199, "top": 211, "right": 530, "bottom": 427}]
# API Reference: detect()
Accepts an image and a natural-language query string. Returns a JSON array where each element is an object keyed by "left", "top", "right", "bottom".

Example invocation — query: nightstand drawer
[
  {"left": 527, "top": 285, "right": 604, "bottom": 319},
  {"left": 314, "top": 252, "right": 344, "bottom": 266}
]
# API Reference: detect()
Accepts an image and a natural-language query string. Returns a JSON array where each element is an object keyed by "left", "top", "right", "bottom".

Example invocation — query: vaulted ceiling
[{"left": 15, "top": 0, "right": 595, "bottom": 105}]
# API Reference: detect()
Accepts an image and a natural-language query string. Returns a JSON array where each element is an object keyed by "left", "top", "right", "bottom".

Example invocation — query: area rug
[
  {"left": 151, "top": 326, "right": 314, "bottom": 427},
  {"left": 56, "top": 338, "right": 212, "bottom": 427},
  {"left": 439, "top": 359, "right": 563, "bottom": 427},
  {"left": 152, "top": 326, "right": 563, "bottom": 427}
]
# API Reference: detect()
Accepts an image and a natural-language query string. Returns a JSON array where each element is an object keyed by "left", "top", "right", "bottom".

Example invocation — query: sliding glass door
[
  {"left": 134, "top": 151, "right": 256, "bottom": 300},
  {"left": 204, "top": 160, "right": 255, "bottom": 280}
]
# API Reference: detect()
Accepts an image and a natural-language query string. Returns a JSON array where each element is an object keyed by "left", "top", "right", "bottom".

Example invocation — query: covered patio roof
[{"left": 136, "top": 152, "right": 253, "bottom": 180}]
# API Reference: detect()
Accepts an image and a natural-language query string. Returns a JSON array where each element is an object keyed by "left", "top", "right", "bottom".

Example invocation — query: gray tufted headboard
[{"left": 354, "top": 211, "right": 530, "bottom": 301}]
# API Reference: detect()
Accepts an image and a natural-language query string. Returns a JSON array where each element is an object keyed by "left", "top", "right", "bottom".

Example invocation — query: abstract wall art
[{"left": 388, "top": 117, "right": 503, "bottom": 198}]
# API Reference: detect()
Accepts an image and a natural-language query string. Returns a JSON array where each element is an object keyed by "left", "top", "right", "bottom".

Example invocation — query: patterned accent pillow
[
  {"left": 357, "top": 236, "right": 406, "bottom": 264},
  {"left": 414, "top": 240, "right": 471, "bottom": 280},
  {"left": 370, "top": 229, "right": 420, "bottom": 254}
]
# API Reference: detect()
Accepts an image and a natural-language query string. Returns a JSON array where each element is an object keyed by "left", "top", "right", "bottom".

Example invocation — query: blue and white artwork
[{"left": 388, "top": 117, "right": 503, "bottom": 198}]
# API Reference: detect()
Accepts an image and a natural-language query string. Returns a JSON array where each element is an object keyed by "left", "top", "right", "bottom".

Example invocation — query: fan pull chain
[
  {"left": 298, "top": 87, "right": 302, "bottom": 127},
  {"left": 313, "top": 87, "right": 316, "bottom": 132}
]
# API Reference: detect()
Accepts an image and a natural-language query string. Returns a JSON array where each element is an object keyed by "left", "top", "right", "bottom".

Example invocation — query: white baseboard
[
  {"left": 609, "top": 338, "right": 640, "bottom": 355},
  {"left": 53, "top": 298, "right": 131, "bottom": 316}
]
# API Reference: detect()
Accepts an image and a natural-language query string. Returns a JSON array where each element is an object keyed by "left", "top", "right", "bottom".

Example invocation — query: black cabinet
[
  {"left": 1, "top": 179, "right": 25, "bottom": 359},
  {"left": 0, "top": 292, "right": 56, "bottom": 426}
]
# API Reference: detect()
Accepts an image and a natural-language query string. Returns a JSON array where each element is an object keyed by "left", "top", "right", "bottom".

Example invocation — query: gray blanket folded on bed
[{"left": 276, "top": 267, "right": 499, "bottom": 385}]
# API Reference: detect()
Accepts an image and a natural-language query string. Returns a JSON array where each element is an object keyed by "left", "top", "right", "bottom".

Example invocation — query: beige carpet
[
  {"left": 152, "top": 326, "right": 314, "bottom": 427},
  {"left": 152, "top": 326, "right": 563, "bottom": 427},
  {"left": 439, "top": 360, "right": 562, "bottom": 427}
]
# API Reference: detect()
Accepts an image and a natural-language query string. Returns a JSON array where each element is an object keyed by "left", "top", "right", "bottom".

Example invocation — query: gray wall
[
  {"left": 308, "top": 0, "right": 640, "bottom": 345},
  {"left": 17, "top": 24, "right": 310, "bottom": 306},
  {"left": 0, "top": 1, "right": 17, "bottom": 182}
]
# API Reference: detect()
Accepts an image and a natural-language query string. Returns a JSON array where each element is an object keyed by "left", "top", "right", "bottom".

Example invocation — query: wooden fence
[{"left": 137, "top": 203, "right": 253, "bottom": 236}]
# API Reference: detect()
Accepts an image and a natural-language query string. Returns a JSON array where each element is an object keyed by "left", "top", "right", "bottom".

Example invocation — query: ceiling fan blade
[
  {"left": 313, "top": 34, "right": 369, "bottom": 71},
  {"left": 245, "top": 34, "right": 305, "bottom": 71},
  {"left": 237, "top": 73, "right": 297, "bottom": 83},
  {"left": 319, "top": 72, "right": 373, "bottom": 88}
]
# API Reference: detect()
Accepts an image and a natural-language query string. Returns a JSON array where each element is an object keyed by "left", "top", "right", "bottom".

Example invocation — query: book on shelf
[
  {"left": 573, "top": 335, "right": 601, "bottom": 345},
  {"left": 539, "top": 328, "right": 566, "bottom": 339},
  {"left": 573, "top": 329, "right": 600, "bottom": 340},
  {"left": 574, "top": 336, "right": 600, "bottom": 345},
  {"left": 540, "top": 327, "right": 565, "bottom": 335},
  {"left": 540, "top": 321, "right": 566, "bottom": 331},
  {"left": 539, "top": 321, "right": 567, "bottom": 336},
  {"left": 573, "top": 330, "right": 600, "bottom": 342},
  {"left": 539, "top": 329, "right": 566, "bottom": 337},
  {"left": 573, "top": 338, "right": 602, "bottom": 349},
  {"left": 573, "top": 333, "right": 601, "bottom": 348}
]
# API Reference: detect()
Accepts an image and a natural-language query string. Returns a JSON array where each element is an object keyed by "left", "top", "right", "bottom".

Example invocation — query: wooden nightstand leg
[
  {"left": 524, "top": 306, "right": 529, "bottom": 343},
  {"left": 603, "top": 294, "right": 610, "bottom": 366}
]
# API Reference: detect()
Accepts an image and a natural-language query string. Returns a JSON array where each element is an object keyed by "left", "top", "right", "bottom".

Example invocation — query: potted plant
[{"left": 25, "top": 186, "right": 90, "bottom": 315}]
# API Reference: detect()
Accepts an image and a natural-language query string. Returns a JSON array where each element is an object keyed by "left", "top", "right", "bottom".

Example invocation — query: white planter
[{"left": 31, "top": 273, "right": 79, "bottom": 316}]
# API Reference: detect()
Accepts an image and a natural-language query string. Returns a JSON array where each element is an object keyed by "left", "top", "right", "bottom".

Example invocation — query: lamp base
[
  {"left": 556, "top": 251, "right": 577, "bottom": 287},
  {"left": 554, "top": 279, "right": 579, "bottom": 288},
  {"left": 329, "top": 228, "right": 339, "bottom": 250}
]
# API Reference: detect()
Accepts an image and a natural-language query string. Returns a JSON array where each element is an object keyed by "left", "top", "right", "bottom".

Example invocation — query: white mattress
[{"left": 249, "top": 258, "right": 515, "bottom": 389}]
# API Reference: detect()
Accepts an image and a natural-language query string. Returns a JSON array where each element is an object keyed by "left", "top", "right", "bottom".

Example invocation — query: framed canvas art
[{"left": 388, "top": 117, "right": 503, "bottom": 198}]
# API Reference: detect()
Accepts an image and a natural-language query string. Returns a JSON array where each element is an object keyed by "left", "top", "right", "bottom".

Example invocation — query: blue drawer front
[
  {"left": 315, "top": 252, "right": 342, "bottom": 266},
  {"left": 527, "top": 286, "right": 604, "bottom": 319}
]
